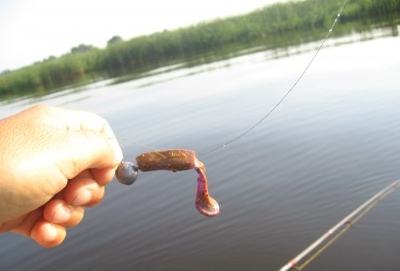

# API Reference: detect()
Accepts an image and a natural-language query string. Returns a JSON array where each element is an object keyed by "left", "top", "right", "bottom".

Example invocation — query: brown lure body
[
  {"left": 136, "top": 150, "right": 196, "bottom": 172},
  {"left": 116, "top": 149, "right": 220, "bottom": 217}
]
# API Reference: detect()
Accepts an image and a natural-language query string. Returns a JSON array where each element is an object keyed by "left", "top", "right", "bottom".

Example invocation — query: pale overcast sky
[{"left": 0, "top": 0, "right": 289, "bottom": 72}]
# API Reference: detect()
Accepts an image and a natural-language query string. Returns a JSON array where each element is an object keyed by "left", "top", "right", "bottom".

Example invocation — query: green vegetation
[{"left": 1, "top": 0, "right": 399, "bottom": 100}]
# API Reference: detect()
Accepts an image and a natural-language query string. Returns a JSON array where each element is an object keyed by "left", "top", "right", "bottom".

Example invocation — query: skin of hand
[{"left": 0, "top": 105, "right": 123, "bottom": 248}]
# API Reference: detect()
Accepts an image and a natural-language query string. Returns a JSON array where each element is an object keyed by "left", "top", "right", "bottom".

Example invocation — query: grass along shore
[{"left": 1, "top": 0, "right": 399, "bottom": 100}]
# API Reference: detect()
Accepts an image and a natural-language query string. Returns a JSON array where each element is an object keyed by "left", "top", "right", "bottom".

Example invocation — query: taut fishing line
[
  {"left": 199, "top": 0, "right": 348, "bottom": 156},
  {"left": 113, "top": 0, "right": 348, "bottom": 155},
  {"left": 115, "top": 137, "right": 160, "bottom": 152}
]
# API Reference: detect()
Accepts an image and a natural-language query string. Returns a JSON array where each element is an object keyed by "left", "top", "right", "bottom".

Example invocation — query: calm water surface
[{"left": 1, "top": 30, "right": 400, "bottom": 271}]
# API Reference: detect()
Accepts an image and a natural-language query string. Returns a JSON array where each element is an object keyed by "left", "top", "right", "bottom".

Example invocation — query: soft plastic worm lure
[{"left": 116, "top": 149, "right": 220, "bottom": 217}]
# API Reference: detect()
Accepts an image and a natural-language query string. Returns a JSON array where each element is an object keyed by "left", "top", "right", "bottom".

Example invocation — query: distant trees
[
  {"left": 107, "top": 36, "right": 123, "bottom": 46},
  {"left": 1, "top": 0, "right": 399, "bottom": 99},
  {"left": 71, "top": 44, "right": 96, "bottom": 54},
  {"left": 0, "top": 69, "right": 11, "bottom": 75}
]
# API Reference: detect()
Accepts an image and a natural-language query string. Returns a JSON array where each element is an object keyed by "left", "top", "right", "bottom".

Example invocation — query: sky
[{"left": 0, "top": 0, "right": 288, "bottom": 72}]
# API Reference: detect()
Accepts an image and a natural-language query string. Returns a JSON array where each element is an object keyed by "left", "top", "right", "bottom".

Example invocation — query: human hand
[{"left": 0, "top": 105, "right": 122, "bottom": 248}]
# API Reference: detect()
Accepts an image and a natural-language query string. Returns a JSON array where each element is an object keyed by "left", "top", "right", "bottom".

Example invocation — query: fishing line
[
  {"left": 112, "top": 137, "right": 160, "bottom": 152},
  {"left": 112, "top": 0, "right": 348, "bottom": 156},
  {"left": 199, "top": 0, "right": 348, "bottom": 156}
]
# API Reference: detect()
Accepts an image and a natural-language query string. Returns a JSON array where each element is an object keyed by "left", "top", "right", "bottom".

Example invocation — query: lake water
[{"left": 1, "top": 27, "right": 400, "bottom": 271}]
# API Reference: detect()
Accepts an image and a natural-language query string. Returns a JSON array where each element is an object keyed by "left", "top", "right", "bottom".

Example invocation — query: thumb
[{"left": 54, "top": 129, "right": 123, "bottom": 182}]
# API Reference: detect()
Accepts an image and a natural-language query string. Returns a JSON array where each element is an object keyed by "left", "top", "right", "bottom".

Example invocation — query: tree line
[{"left": 1, "top": 0, "right": 399, "bottom": 99}]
